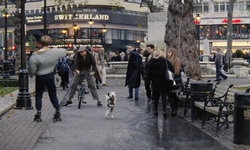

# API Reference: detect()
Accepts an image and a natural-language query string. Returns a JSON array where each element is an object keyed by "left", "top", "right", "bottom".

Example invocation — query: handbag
[
  {"left": 168, "top": 70, "right": 176, "bottom": 86},
  {"left": 181, "top": 71, "right": 187, "bottom": 83},
  {"left": 165, "top": 60, "right": 176, "bottom": 86}
]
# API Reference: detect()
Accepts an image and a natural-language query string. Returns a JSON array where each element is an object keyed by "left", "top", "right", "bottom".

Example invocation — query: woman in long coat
[
  {"left": 125, "top": 44, "right": 142, "bottom": 101},
  {"left": 166, "top": 47, "right": 183, "bottom": 116},
  {"left": 148, "top": 49, "right": 174, "bottom": 118}
]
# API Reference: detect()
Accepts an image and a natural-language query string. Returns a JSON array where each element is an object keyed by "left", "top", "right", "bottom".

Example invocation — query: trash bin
[
  {"left": 190, "top": 82, "right": 213, "bottom": 121},
  {"left": 233, "top": 93, "right": 250, "bottom": 145}
]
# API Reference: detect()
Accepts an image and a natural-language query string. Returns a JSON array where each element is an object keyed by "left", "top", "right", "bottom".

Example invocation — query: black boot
[
  {"left": 154, "top": 99, "right": 158, "bottom": 116},
  {"left": 163, "top": 111, "right": 167, "bottom": 118},
  {"left": 53, "top": 110, "right": 62, "bottom": 122},
  {"left": 172, "top": 94, "right": 178, "bottom": 116},
  {"left": 34, "top": 111, "right": 42, "bottom": 122},
  {"left": 171, "top": 109, "right": 177, "bottom": 116},
  {"left": 169, "top": 93, "right": 176, "bottom": 116},
  {"left": 154, "top": 110, "right": 158, "bottom": 116},
  {"left": 63, "top": 99, "right": 72, "bottom": 106}
]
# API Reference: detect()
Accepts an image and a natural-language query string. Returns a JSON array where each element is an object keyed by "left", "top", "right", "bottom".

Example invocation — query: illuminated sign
[
  {"left": 222, "top": 18, "right": 241, "bottom": 24},
  {"left": 24, "top": 13, "right": 110, "bottom": 24},
  {"left": 26, "top": 16, "right": 43, "bottom": 23},
  {"left": 54, "top": 14, "right": 109, "bottom": 21}
]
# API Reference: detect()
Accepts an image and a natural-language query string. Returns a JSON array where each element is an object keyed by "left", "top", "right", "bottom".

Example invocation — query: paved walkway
[{"left": 0, "top": 75, "right": 250, "bottom": 150}]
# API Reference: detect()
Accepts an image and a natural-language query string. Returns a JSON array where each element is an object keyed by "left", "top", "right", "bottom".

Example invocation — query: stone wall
[{"left": 147, "top": 12, "right": 168, "bottom": 49}]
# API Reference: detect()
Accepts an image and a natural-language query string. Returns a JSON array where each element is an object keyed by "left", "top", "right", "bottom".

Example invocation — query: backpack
[{"left": 57, "top": 58, "right": 69, "bottom": 75}]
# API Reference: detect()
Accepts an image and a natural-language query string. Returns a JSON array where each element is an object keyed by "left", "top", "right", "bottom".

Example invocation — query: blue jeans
[
  {"left": 35, "top": 72, "right": 60, "bottom": 111},
  {"left": 216, "top": 65, "right": 227, "bottom": 80},
  {"left": 128, "top": 87, "right": 139, "bottom": 98}
]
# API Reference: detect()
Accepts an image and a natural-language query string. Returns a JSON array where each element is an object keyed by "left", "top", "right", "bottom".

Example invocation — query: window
[
  {"left": 128, "top": 31, "right": 135, "bottom": 40},
  {"left": 204, "top": 3, "right": 209, "bottom": 13},
  {"left": 112, "top": 29, "right": 118, "bottom": 39},
  {"left": 195, "top": 3, "right": 202, "bottom": 13},
  {"left": 226, "top": 2, "right": 229, "bottom": 12},
  {"left": 246, "top": 1, "right": 250, "bottom": 11},
  {"left": 219, "top": 2, "right": 226, "bottom": 12},
  {"left": 234, "top": 3, "right": 239, "bottom": 11},
  {"left": 239, "top": 2, "right": 244, "bottom": 11},
  {"left": 126, "top": 0, "right": 141, "bottom": 3},
  {"left": 124, "top": 30, "right": 129, "bottom": 40},
  {"left": 121, "top": 30, "right": 125, "bottom": 40},
  {"left": 214, "top": 3, "right": 219, "bottom": 12},
  {"left": 0, "top": 33, "right": 3, "bottom": 48}
]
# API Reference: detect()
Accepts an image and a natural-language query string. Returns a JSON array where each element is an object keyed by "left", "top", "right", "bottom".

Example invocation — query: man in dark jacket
[
  {"left": 143, "top": 44, "right": 155, "bottom": 102},
  {"left": 63, "top": 45, "right": 102, "bottom": 107},
  {"left": 125, "top": 44, "right": 142, "bottom": 101}
]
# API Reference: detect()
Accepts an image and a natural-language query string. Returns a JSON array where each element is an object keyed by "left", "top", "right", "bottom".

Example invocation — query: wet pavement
[{"left": 32, "top": 78, "right": 229, "bottom": 150}]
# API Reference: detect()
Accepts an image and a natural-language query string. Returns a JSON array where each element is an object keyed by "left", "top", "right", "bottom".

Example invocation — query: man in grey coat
[{"left": 29, "top": 35, "right": 67, "bottom": 121}]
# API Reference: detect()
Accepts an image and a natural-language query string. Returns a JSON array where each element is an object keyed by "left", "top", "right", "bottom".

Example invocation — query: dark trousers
[
  {"left": 153, "top": 90, "right": 167, "bottom": 112},
  {"left": 144, "top": 78, "right": 152, "bottom": 99},
  {"left": 60, "top": 71, "right": 69, "bottom": 87},
  {"left": 169, "top": 92, "right": 178, "bottom": 111},
  {"left": 216, "top": 65, "right": 227, "bottom": 80},
  {"left": 35, "top": 72, "right": 60, "bottom": 111}
]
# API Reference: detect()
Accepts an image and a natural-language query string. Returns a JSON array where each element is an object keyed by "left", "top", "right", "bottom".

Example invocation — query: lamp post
[
  {"left": 44, "top": 0, "right": 47, "bottom": 35},
  {"left": 195, "top": 14, "right": 201, "bottom": 60},
  {"left": 73, "top": 23, "right": 79, "bottom": 47},
  {"left": 62, "top": 29, "right": 67, "bottom": 48},
  {"left": 2, "top": 0, "right": 10, "bottom": 78},
  {"left": 101, "top": 24, "right": 107, "bottom": 45},
  {"left": 16, "top": 0, "right": 32, "bottom": 109},
  {"left": 88, "top": 19, "right": 95, "bottom": 47}
]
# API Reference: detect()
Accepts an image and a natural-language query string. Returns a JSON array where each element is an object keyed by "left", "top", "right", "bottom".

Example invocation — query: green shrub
[
  {"left": 0, "top": 79, "right": 19, "bottom": 87},
  {"left": 233, "top": 50, "right": 247, "bottom": 59},
  {"left": 0, "top": 86, "right": 18, "bottom": 97}
]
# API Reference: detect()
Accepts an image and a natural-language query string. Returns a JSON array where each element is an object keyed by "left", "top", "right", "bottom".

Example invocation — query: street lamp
[
  {"left": 88, "top": 19, "right": 95, "bottom": 47},
  {"left": 16, "top": 0, "right": 32, "bottom": 109},
  {"left": 73, "top": 23, "right": 79, "bottom": 47},
  {"left": 195, "top": 14, "right": 201, "bottom": 60},
  {"left": 62, "top": 29, "right": 67, "bottom": 48},
  {"left": 2, "top": 0, "right": 10, "bottom": 78},
  {"left": 44, "top": 0, "right": 47, "bottom": 35}
]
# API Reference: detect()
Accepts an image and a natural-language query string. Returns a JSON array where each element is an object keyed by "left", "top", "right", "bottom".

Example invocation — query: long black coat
[
  {"left": 125, "top": 50, "right": 142, "bottom": 88},
  {"left": 148, "top": 57, "right": 174, "bottom": 91}
]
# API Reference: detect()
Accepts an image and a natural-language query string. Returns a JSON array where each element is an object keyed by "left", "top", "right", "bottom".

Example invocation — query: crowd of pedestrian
[
  {"left": 123, "top": 43, "right": 186, "bottom": 118},
  {"left": 26, "top": 33, "right": 230, "bottom": 122}
]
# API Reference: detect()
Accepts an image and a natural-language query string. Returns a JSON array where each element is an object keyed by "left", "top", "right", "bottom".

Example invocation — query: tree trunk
[
  {"left": 226, "top": 0, "right": 236, "bottom": 71},
  {"left": 165, "top": 0, "right": 201, "bottom": 79}
]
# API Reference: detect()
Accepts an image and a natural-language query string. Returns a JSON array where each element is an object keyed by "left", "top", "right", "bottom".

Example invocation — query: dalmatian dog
[{"left": 105, "top": 92, "right": 116, "bottom": 119}]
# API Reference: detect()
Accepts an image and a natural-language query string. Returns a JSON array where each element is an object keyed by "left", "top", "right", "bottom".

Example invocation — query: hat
[
  {"left": 99, "top": 47, "right": 104, "bottom": 51},
  {"left": 77, "top": 46, "right": 88, "bottom": 52}
]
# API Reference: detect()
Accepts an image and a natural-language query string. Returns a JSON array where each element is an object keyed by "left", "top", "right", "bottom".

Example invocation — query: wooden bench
[{"left": 193, "top": 83, "right": 237, "bottom": 136}]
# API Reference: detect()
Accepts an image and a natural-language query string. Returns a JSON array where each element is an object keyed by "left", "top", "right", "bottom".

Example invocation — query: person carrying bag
[
  {"left": 166, "top": 47, "right": 183, "bottom": 116},
  {"left": 148, "top": 49, "right": 174, "bottom": 118}
]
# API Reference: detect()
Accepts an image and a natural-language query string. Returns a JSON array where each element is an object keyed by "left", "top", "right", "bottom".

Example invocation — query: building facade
[
  {"left": 0, "top": 0, "right": 148, "bottom": 55},
  {"left": 194, "top": 0, "right": 250, "bottom": 53}
]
